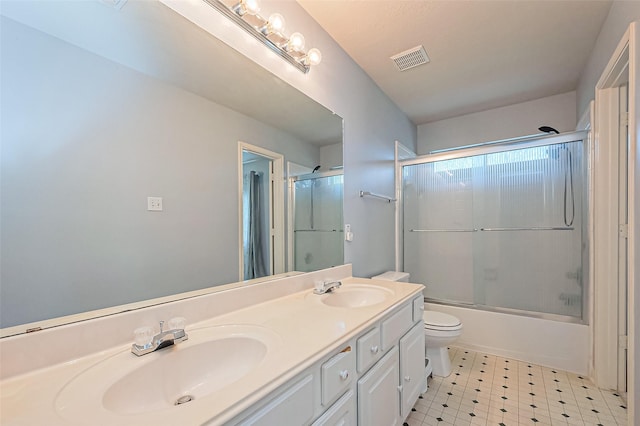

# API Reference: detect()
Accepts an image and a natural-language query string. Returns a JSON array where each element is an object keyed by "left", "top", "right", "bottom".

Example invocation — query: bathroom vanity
[{"left": 0, "top": 266, "right": 425, "bottom": 425}]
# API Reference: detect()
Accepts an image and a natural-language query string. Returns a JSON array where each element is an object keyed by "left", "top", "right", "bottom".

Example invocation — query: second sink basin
[{"left": 316, "top": 283, "right": 394, "bottom": 308}]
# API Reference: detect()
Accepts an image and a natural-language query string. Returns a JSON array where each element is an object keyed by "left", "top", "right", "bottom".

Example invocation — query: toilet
[
  {"left": 423, "top": 310, "right": 462, "bottom": 377},
  {"left": 373, "top": 271, "right": 463, "bottom": 379}
]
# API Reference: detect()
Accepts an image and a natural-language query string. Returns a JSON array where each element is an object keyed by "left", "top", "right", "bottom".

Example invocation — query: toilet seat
[{"left": 423, "top": 311, "right": 462, "bottom": 332}]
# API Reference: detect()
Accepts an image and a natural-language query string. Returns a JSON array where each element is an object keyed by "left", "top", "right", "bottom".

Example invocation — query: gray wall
[
  {"left": 577, "top": 2, "right": 640, "bottom": 119},
  {"left": 417, "top": 92, "right": 577, "bottom": 153},
  {"left": 0, "top": 18, "right": 319, "bottom": 327},
  {"left": 205, "top": 0, "right": 418, "bottom": 279},
  {"left": 319, "top": 143, "right": 343, "bottom": 171}
]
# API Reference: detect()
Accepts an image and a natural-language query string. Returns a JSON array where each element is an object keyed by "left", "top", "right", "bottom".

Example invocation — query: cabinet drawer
[
  {"left": 356, "top": 327, "right": 382, "bottom": 373},
  {"left": 321, "top": 346, "right": 355, "bottom": 406},
  {"left": 381, "top": 303, "right": 412, "bottom": 351},
  {"left": 412, "top": 296, "right": 424, "bottom": 323},
  {"left": 311, "top": 390, "right": 356, "bottom": 426}
]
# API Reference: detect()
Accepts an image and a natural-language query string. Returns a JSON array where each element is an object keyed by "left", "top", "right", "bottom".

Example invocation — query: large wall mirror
[{"left": 0, "top": 0, "right": 343, "bottom": 333}]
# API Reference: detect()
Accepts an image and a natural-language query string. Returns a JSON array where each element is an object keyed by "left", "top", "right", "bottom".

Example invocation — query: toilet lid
[{"left": 423, "top": 311, "right": 461, "bottom": 330}]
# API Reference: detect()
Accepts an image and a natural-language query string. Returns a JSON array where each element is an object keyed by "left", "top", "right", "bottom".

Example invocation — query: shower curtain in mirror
[{"left": 243, "top": 171, "right": 267, "bottom": 279}]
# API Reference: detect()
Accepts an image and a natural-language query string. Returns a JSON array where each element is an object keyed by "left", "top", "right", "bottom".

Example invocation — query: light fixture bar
[{"left": 203, "top": 0, "right": 310, "bottom": 74}]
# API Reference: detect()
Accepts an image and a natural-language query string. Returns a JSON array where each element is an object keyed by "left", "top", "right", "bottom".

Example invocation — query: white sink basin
[
  {"left": 104, "top": 335, "right": 266, "bottom": 414},
  {"left": 55, "top": 325, "right": 280, "bottom": 420},
  {"left": 315, "top": 284, "right": 394, "bottom": 308}
]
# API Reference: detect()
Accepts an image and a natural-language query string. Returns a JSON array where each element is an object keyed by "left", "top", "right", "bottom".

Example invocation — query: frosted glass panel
[
  {"left": 403, "top": 141, "right": 585, "bottom": 318},
  {"left": 294, "top": 174, "right": 343, "bottom": 272},
  {"left": 403, "top": 157, "right": 476, "bottom": 303}
]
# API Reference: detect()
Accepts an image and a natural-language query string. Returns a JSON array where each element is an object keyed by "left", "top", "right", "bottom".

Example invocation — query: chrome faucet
[
  {"left": 314, "top": 280, "right": 342, "bottom": 295},
  {"left": 131, "top": 319, "right": 188, "bottom": 356}
]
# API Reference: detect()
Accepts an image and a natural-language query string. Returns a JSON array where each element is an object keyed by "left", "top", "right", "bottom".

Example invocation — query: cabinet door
[
  {"left": 399, "top": 322, "right": 425, "bottom": 419},
  {"left": 238, "top": 374, "right": 315, "bottom": 426},
  {"left": 357, "top": 346, "right": 400, "bottom": 426}
]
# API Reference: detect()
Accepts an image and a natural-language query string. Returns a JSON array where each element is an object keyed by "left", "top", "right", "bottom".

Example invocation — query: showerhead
[
  {"left": 312, "top": 165, "right": 321, "bottom": 173},
  {"left": 538, "top": 126, "right": 559, "bottom": 134}
]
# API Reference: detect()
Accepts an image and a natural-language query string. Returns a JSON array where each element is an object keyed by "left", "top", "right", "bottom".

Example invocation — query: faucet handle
[
  {"left": 168, "top": 317, "right": 186, "bottom": 330},
  {"left": 134, "top": 326, "right": 153, "bottom": 347}
]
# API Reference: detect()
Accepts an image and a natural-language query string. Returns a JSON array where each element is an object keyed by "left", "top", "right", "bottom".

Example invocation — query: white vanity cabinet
[
  {"left": 228, "top": 295, "right": 424, "bottom": 426},
  {"left": 358, "top": 322, "right": 425, "bottom": 425},
  {"left": 357, "top": 298, "right": 424, "bottom": 426},
  {"left": 230, "top": 341, "right": 357, "bottom": 426}
]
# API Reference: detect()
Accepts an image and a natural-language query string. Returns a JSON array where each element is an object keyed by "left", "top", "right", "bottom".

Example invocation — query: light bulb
[
  {"left": 233, "top": 0, "right": 260, "bottom": 16},
  {"left": 305, "top": 48, "right": 322, "bottom": 66},
  {"left": 287, "top": 32, "right": 305, "bottom": 51},
  {"left": 243, "top": 0, "right": 260, "bottom": 15},
  {"left": 267, "top": 13, "right": 285, "bottom": 33}
]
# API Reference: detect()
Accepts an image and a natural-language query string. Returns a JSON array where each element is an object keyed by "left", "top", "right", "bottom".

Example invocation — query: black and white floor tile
[{"left": 406, "top": 347, "right": 628, "bottom": 426}]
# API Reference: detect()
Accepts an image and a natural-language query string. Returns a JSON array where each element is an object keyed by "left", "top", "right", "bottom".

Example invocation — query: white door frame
[
  {"left": 238, "top": 142, "right": 285, "bottom": 280},
  {"left": 593, "top": 21, "right": 638, "bottom": 424},
  {"left": 630, "top": 22, "right": 639, "bottom": 425}
]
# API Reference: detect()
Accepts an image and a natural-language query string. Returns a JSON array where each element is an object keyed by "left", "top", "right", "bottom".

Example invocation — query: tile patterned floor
[{"left": 406, "top": 347, "right": 628, "bottom": 426}]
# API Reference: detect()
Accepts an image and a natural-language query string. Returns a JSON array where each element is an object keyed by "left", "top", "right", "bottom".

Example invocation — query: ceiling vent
[{"left": 390, "top": 45, "right": 430, "bottom": 71}]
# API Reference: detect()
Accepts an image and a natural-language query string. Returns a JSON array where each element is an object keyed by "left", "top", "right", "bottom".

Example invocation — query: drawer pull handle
[
  {"left": 339, "top": 370, "right": 349, "bottom": 380},
  {"left": 370, "top": 345, "right": 379, "bottom": 354},
  {"left": 404, "top": 376, "right": 411, "bottom": 382}
]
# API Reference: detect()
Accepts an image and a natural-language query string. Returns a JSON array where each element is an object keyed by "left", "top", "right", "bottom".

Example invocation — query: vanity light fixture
[{"left": 203, "top": 0, "right": 321, "bottom": 73}]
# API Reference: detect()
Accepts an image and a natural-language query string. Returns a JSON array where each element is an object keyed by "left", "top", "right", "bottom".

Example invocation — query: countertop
[{"left": 0, "top": 277, "right": 423, "bottom": 425}]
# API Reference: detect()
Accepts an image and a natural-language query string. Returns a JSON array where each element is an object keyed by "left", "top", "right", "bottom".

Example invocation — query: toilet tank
[{"left": 372, "top": 271, "right": 410, "bottom": 282}]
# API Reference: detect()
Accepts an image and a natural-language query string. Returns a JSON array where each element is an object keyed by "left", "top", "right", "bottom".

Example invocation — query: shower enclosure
[
  {"left": 401, "top": 132, "right": 588, "bottom": 321},
  {"left": 290, "top": 171, "right": 343, "bottom": 272}
]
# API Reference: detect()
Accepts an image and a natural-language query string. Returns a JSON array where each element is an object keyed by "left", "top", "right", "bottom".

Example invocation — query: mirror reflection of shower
[{"left": 289, "top": 166, "right": 344, "bottom": 272}]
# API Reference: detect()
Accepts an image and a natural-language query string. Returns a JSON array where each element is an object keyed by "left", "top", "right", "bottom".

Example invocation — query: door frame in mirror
[{"left": 238, "top": 142, "right": 285, "bottom": 279}]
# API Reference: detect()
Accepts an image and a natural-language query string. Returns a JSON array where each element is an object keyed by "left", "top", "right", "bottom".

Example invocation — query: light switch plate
[{"left": 147, "top": 197, "right": 163, "bottom": 211}]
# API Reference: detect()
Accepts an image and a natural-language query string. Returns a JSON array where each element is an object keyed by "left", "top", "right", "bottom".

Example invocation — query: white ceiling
[{"left": 298, "top": 0, "right": 612, "bottom": 125}]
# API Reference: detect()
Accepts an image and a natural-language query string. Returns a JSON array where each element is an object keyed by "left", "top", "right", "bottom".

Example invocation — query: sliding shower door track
[{"left": 423, "top": 297, "right": 586, "bottom": 324}]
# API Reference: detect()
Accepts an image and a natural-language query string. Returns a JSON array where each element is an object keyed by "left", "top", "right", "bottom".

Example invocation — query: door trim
[{"left": 238, "top": 142, "right": 285, "bottom": 280}]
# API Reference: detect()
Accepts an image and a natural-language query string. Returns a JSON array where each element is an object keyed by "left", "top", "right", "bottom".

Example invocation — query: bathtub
[{"left": 424, "top": 302, "right": 590, "bottom": 375}]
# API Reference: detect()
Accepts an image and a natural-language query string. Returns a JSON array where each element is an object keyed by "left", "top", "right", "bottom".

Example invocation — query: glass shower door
[
  {"left": 293, "top": 173, "right": 343, "bottom": 272},
  {"left": 403, "top": 157, "right": 477, "bottom": 304},
  {"left": 472, "top": 144, "right": 584, "bottom": 317},
  {"left": 402, "top": 139, "right": 586, "bottom": 319}
]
